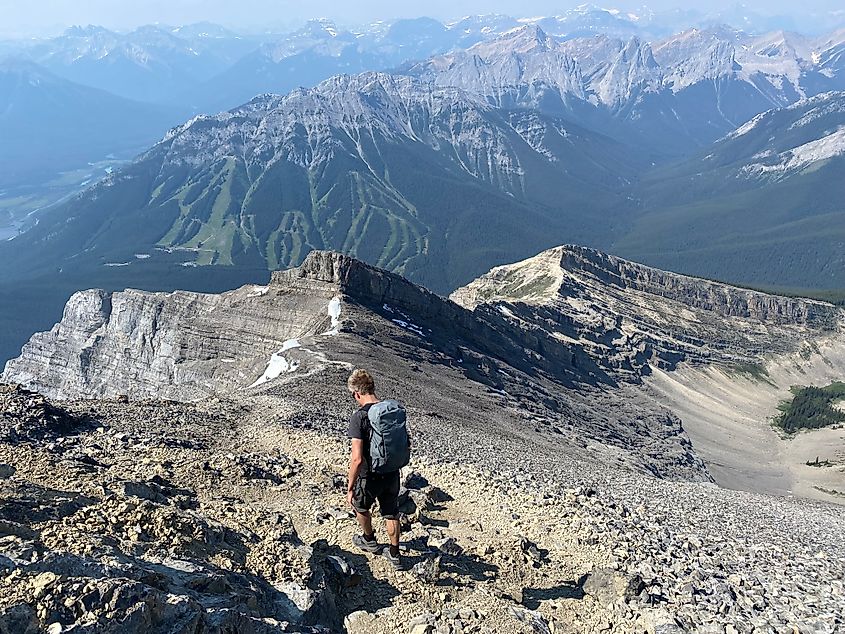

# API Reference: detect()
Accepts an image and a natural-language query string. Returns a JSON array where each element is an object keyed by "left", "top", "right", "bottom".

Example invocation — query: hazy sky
[{"left": 0, "top": 0, "right": 842, "bottom": 36}]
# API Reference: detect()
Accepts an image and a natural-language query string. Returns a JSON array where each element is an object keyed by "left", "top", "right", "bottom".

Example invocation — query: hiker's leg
[
  {"left": 385, "top": 518, "right": 400, "bottom": 547},
  {"left": 352, "top": 475, "right": 376, "bottom": 539},
  {"left": 356, "top": 510, "right": 374, "bottom": 538},
  {"left": 378, "top": 471, "right": 402, "bottom": 556}
]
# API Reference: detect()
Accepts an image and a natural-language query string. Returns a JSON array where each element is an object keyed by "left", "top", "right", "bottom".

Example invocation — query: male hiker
[{"left": 346, "top": 369, "right": 410, "bottom": 570}]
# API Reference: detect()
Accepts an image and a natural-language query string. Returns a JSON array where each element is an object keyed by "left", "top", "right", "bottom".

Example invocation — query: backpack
[{"left": 367, "top": 400, "right": 410, "bottom": 474}]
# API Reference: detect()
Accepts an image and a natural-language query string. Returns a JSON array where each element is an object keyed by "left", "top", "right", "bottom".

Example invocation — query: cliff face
[
  {"left": 6, "top": 246, "right": 842, "bottom": 402},
  {"left": 2, "top": 250, "right": 600, "bottom": 401},
  {"left": 452, "top": 245, "right": 842, "bottom": 374},
  {"left": 557, "top": 246, "right": 839, "bottom": 328},
  {"left": 1, "top": 265, "right": 342, "bottom": 401}
]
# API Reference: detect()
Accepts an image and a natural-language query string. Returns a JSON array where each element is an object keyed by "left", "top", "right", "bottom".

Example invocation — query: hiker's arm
[{"left": 347, "top": 438, "right": 365, "bottom": 497}]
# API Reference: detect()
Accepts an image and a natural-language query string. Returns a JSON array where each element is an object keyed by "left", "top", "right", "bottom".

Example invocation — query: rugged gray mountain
[
  {"left": 3, "top": 249, "right": 714, "bottom": 482},
  {"left": 7, "top": 245, "right": 845, "bottom": 490},
  {"left": 6, "top": 15, "right": 844, "bottom": 116},
  {"left": 0, "top": 71, "right": 641, "bottom": 297},
  {"left": 402, "top": 25, "right": 845, "bottom": 153},
  {"left": 3, "top": 247, "right": 845, "bottom": 632},
  {"left": 452, "top": 245, "right": 839, "bottom": 374}
]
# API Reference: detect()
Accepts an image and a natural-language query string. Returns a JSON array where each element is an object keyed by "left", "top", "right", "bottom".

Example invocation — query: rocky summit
[{"left": 1, "top": 247, "right": 844, "bottom": 633}]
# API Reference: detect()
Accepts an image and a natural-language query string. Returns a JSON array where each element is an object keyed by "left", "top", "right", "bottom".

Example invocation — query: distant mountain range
[
  {"left": 403, "top": 25, "right": 845, "bottom": 153},
  {"left": 2, "top": 25, "right": 844, "bottom": 287},
  {"left": 0, "top": 59, "right": 185, "bottom": 188},
  {"left": 16, "top": 24, "right": 260, "bottom": 105},
  {"left": 3, "top": 9, "right": 844, "bottom": 113},
  {"left": 1, "top": 14, "right": 844, "bottom": 367}
]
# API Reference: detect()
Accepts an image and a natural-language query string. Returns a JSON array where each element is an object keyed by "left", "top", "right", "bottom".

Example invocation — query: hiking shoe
[
  {"left": 352, "top": 534, "right": 380, "bottom": 553},
  {"left": 382, "top": 547, "right": 403, "bottom": 570}
]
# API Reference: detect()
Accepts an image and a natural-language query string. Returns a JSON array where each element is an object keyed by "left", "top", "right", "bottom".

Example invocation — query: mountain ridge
[
  {"left": 5, "top": 244, "right": 845, "bottom": 503},
  {"left": 0, "top": 71, "right": 642, "bottom": 295}
]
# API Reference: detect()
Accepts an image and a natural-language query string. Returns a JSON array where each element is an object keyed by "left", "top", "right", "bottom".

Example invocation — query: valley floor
[{"left": 646, "top": 330, "right": 845, "bottom": 505}]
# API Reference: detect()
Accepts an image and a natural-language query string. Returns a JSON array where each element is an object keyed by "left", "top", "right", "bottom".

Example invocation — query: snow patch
[
  {"left": 249, "top": 339, "right": 301, "bottom": 387},
  {"left": 743, "top": 125, "right": 845, "bottom": 177},
  {"left": 323, "top": 296, "right": 343, "bottom": 335},
  {"left": 383, "top": 304, "right": 430, "bottom": 337},
  {"left": 725, "top": 112, "right": 766, "bottom": 139},
  {"left": 246, "top": 285, "right": 269, "bottom": 298},
  {"left": 104, "top": 262, "right": 130, "bottom": 267},
  {"left": 134, "top": 254, "right": 150, "bottom": 259}
]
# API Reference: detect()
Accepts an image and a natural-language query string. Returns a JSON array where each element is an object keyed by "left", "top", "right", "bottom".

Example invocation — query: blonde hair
[{"left": 347, "top": 369, "right": 375, "bottom": 395}]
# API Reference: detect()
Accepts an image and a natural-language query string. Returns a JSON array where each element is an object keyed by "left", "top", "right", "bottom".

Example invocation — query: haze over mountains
[
  {"left": 1, "top": 8, "right": 845, "bottom": 365},
  {"left": 2, "top": 6, "right": 845, "bottom": 632},
  {"left": 0, "top": 59, "right": 184, "bottom": 189}
]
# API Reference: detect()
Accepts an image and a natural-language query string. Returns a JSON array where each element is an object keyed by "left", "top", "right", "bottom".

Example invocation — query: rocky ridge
[
  {"left": 401, "top": 25, "right": 845, "bottom": 152},
  {"left": 3, "top": 249, "right": 714, "bottom": 483},
  {"left": 452, "top": 245, "right": 840, "bottom": 375},
  {"left": 1, "top": 248, "right": 845, "bottom": 631},
  {"left": 12, "top": 247, "right": 838, "bottom": 405}
]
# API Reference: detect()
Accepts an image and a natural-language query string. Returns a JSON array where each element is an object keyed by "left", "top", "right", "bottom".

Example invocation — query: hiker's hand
[{"left": 346, "top": 489, "right": 354, "bottom": 508}]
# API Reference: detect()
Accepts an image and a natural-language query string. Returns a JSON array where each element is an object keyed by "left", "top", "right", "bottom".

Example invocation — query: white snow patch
[
  {"left": 104, "top": 262, "right": 130, "bottom": 267},
  {"left": 812, "top": 51, "right": 821, "bottom": 65},
  {"left": 383, "top": 304, "right": 430, "bottom": 337},
  {"left": 249, "top": 339, "right": 301, "bottom": 387},
  {"left": 725, "top": 113, "right": 766, "bottom": 140},
  {"left": 391, "top": 319, "right": 426, "bottom": 337},
  {"left": 134, "top": 254, "right": 150, "bottom": 259},
  {"left": 743, "top": 126, "right": 845, "bottom": 177},
  {"left": 498, "top": 305, "right": 517, "bottom": 319},
  {"left": 247, "top": 285, "right": 269, "bottom": 298},
  {"left": 323, "top": 296, "right": 343, "bottom": 335}
]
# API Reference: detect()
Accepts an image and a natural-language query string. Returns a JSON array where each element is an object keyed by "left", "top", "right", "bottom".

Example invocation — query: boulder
[{"left": 583, "top": 567, "right": 645, "bottom": 607}]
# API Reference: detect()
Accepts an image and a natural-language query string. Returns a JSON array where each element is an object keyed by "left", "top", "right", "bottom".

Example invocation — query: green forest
[{"left": 775, "top": 382, "right": 845, "bottom": 433}]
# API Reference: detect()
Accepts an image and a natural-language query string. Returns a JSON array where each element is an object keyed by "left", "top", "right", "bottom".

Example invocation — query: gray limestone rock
[{"left": 583, "top": 567, "right": 646, "bottom": 607}]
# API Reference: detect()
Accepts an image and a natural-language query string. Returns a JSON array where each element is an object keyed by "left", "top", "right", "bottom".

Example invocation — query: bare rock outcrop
[
  {"left": 2, "top": 264, "right": 342, "bottom": 400},
  {"left": 452, "top": 245, "right": 843, "bottom": 374},
  {"left": 1, "top": 250, "right": 609, "bottom": 401}
]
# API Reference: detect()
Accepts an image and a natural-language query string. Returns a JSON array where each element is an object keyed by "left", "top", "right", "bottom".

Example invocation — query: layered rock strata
[{"left": 452, "top": 245, "right": 842, "bottom": 374}]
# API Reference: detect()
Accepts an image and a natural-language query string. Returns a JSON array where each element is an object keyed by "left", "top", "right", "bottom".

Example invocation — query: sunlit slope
[{"left": 0, "top": 73, "right": 643, "bottom": 293}]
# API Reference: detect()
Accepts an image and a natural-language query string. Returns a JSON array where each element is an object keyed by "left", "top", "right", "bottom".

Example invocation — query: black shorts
[{"left": 352, "top": 471, "right": 400, "bottom": 519}]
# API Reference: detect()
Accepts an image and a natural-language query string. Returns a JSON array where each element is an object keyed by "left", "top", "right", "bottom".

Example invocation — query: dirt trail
[{"left": 238, "top": 401, "right": 629, "bottom": 633}]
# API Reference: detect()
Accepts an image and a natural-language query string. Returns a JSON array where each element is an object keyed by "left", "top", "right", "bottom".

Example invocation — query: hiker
[{"left": 346, "top": 369, "right": 410, "bottom": 569}]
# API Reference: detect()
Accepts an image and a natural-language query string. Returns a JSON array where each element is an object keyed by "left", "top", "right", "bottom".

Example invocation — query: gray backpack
[{"left": 367, "top": 400, "right": 410, "bottom": 474}]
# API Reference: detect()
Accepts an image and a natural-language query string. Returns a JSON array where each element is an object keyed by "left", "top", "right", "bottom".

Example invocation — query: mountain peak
[
  {"left": 452, "top": 244, "right": 838, "bottom": 329},
  {"left": 494, "top": 24, "right": 553, "bottom": 52},
  {"left": 63, "top": 24, "right": 113, "bottom": 37}
]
